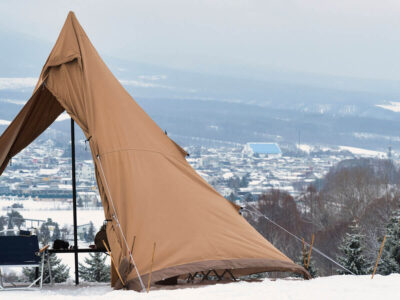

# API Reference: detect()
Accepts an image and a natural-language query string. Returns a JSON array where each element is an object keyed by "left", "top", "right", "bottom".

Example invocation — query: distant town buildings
[
  {"left": 0, "top": 138, "right": 376, "bottom": 206},
  {"left": 243, "top": 143, "right": 282, "bottom": 158}
]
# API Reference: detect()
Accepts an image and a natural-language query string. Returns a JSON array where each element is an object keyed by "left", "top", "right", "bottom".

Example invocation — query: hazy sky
[{"left": 2, "top": 0, "right": 400, "bottom": 80}]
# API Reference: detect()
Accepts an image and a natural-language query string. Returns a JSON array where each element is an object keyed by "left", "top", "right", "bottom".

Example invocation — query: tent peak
[{"left": 66, "top": 11, "right": 79, "bottom": 25}]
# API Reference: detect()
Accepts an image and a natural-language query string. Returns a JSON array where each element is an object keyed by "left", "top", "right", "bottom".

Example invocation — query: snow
[
  {"left": 39, "top": 168, "right": 60, "bottom": 175},
  {"left": 376, "top": 101, "right": 400, "bottom": 112},
  {"left": 297, "top": 144, "right": 312, "bottom": 153},
  {"left": 1, "top": 274, "right": 399, "bottom": 300},
  {"left": 222, "top": 172, "right": 234, "bottom": 179},
  {"left": 0, "top": 198, "right": 105, "bottom": 232},
  {"left": 338, "top": 146, "right": 386, "bottom": 157}
]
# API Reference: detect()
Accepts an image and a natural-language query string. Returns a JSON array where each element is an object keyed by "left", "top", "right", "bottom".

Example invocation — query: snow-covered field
[
  {"left": 1, "top": 274, "right": 399, "bottom": 300},
  {"left": 376, "top": 101, "right": 400, "bottom": 112},
  {"left": 338, "top": 146, "right": 386, "bottom": 158},
  {"left": 0, "top": 198, "right": 105, "bottom": 229}
]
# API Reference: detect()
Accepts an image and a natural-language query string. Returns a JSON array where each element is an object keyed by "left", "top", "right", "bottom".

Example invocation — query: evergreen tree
[
  {"left": 81, "top": 229, "right": 87, "bottom": 241},
  {"left": 39, "top": 218, "right": 60, "bottom": 245},
  {"left": 385, "top": 207, "right": 400, "bottom": 266},
  {"left": 0, "top": 216, "right": 6, "bottom": 235},
  {"left": 375, "top": 207, "right": 400, "bottom": 275},
  {"left": 374, "top": 242, "right": 399, "bottom": 275},
  {"left": 7, "top": 210, "right": 24, "bottom": 229},
  {"left": 60, "top": 225, "right": 70, "bottom": 240},
  {"left": 79, "top": 252, "right": 110, "bottom": 282},
  {"left": 337, "top": 222, "right": 370, "bottom": 275},
  {"left": 6, "top": 216, "right": 14, "bottom": 235},
  {"left": 52, "top": 223, "right": 61, "bottom": 241},
  {"left": 23, "top": 254, "right": 70, "bottom": 283},
  {"left": 85, "top": 222, "right": 95, "bottom": 243},
  {"left": 39, "top": 222, "right": 51, "bottom": 245}
]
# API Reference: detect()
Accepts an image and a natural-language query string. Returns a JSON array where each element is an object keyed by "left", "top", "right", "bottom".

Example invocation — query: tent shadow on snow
[{"left": 0, "top": 11, "right": 310, "bottom": 291}]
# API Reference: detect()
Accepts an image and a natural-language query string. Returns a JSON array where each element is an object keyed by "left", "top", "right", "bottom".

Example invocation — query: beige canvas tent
[{"left": 0, "top": 12, "right": 310, "bottom": 290}]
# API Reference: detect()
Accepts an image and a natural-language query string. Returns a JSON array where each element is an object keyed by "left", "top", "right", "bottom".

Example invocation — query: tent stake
[
  {"left": 372, "top": 235, "right": 386, "bottom": 279},
  {"left": 147, "top": 242, "right": 156, "bottom": 293},
  {"left": 306, "top": 234, "right": 315, "bottom": 269},
  {"left": 103, "top": 240, "right": 125, "bottom": 287},
  {"left": 131, "top": 236, "right": 136, "bottom": 255}
]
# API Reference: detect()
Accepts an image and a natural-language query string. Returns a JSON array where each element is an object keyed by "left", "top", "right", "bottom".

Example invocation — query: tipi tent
[{"left": 0, "top": 12, "right": 310, "bottom": 290}]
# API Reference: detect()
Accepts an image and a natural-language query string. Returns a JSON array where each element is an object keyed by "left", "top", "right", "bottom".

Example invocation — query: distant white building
[
  {"left": 78, "top": 160, "right": 95, "bottom": 181},
  {"left": 243, "top": 143, "right": 282, "bottom": 158},
  {"left": 38, "top": 168, "right": 60, "bottom": 176}
]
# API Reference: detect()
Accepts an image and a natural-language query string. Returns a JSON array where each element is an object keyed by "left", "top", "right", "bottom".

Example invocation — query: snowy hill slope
[{"left": 3, "top": 274, "right": 399, "bottom": 300}]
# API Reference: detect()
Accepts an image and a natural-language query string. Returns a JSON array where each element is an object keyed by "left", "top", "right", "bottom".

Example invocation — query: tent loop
[
  {"left": 242, "top": 205, "right": 356, "bottom": 275},
  {"left": 96, "top": 154, "right": 146, "bottom": 291},
  {"left": 84, "top": 136, "right": 92, "bottom": 151}
]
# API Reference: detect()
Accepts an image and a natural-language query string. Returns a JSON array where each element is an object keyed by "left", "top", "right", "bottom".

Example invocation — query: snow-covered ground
[
  {"left": 296, "top": 143, "right": 312, "bottom": 153},
  {"left": 376, "top": 101, "right": 400, "bottom": 112},
  {"left": 338, "top": 146, "right": 386, "bottom": 158},
  {"left": 296, "top": 143, "right": 387, "bottom": 159},
  {"left": 1, "top": 274, "right": 399, "bottom": 300}
]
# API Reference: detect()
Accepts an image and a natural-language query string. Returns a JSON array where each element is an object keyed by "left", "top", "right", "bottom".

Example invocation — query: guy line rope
[
  {"left": 242, "top": 205, "right": 355, "bottom": 275},
  {"left": 97, "top": 154, "right": 146, "bottom": 291}
]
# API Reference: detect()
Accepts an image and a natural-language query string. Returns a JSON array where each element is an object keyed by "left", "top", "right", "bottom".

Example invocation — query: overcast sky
[{"left": 2, "top": 0, "right": 400, "bottom": 80}]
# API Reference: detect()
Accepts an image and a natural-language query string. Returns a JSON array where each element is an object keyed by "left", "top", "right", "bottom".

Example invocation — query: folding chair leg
[{"left": 27, "top": 273, "right": 43, "bottom": 288}]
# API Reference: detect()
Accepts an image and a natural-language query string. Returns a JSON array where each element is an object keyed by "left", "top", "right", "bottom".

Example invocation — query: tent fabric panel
[
  {"left": 0, "top": 87, "right": 64, "bottom": 174},
  {"left": 45, "top": 61, "right": 89, "bottom": 135},
  {"left": 99, "top": 150, "right": 297, "bottom": 277}
]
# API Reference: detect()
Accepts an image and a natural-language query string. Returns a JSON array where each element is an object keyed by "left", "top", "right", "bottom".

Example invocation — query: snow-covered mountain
[{"left": 2, "top": 29, "right": 400, "bottom": 151}]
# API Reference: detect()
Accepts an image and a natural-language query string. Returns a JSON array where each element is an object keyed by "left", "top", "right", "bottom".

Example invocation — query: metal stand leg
[
  {"left": 0, "top": 267, "right": 4, "bottom": 289},
  {"left": 47, "top": 254, "right": 53, "bottom": 285},
  {"left": 201, "top": 270, "right": 212, "bottom": 281},
  {"left": 35, "top": 267, "right": 39, "bottom": 285},
  {"left": 40, "top": 254, "right": 45, "bottom": 289}
]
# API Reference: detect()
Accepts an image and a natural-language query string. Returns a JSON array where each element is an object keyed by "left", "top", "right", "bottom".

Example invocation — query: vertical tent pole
[{"left": 71, "top": 118, "right": 79, "bottom": 285}]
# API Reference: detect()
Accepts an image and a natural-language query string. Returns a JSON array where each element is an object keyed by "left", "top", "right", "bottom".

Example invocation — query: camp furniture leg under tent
[{"left": 0, "top": 11, "right": 310, "bottom": 291}]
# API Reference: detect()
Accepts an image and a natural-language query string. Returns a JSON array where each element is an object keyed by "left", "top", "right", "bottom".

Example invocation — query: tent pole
[{"left": 71, "top": 118, "right": 79, "bottom": 285}]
